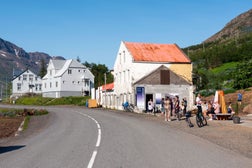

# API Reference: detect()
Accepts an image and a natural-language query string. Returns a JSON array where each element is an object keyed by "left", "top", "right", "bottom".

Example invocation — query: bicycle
[
  {"left": 195, "top": 107, "right": 207, "bottom": 127},
  {"left": 185, "top": 111, "right": 194, "bottom": 127},
  {"left": 122, "top": 102, "right": 134, "bottom": 112}
]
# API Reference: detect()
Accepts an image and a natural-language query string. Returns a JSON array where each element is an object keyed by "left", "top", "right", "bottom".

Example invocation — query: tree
[
  {"left": 232, "top": 59, "right": 252, "bottom": 89},
  {"left": 83, "top": 62, "right": 113, "bottom": 88},
  {"left": 39, "top": 58, "right": 47, "bottom": 78}
]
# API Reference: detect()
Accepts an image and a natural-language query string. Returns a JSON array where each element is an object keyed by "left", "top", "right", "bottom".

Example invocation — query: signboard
[
  {"left": 155, "top": 93, "right": 162, "bottom": 104},
  {"left": 136, "top": 87, "right": 145, "bottom": 108}
]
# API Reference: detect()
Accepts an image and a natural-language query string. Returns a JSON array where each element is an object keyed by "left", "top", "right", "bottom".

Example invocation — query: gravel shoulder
[{"left": 106, "top": 109, "right": 252, "bottom": 159}]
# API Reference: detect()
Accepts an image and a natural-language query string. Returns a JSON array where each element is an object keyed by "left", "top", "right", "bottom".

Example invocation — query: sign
[{"left": 136, "top": 87, "right": 145, "bottom": 108}]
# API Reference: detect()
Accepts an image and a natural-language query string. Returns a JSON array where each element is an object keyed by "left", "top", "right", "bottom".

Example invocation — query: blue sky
[{"left": 0, "top": 0, "right": 251, "bottom": 69}]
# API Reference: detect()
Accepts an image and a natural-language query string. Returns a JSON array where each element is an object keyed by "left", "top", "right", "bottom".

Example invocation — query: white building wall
[
  {"left": 12, "top": 70, "right": 42, "bottom": 97},
  {"left": 113, "top": 42, "right": 173, "bottom": 109},
  {"left": 42, "top": 59, "right": 94, "bottom": 98}
]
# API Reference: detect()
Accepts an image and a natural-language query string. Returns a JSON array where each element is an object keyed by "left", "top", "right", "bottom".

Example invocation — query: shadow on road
[{"left": 0, "top": 145, "right": 25, "bottom": 154}]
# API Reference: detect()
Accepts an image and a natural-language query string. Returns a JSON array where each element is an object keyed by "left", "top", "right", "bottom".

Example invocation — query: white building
[
  {"left": 42, "top": 59, "right": 94, "bottom": 98},
  {"left": 12, "top": 69, "right": 42, "bottom": 97},
  {"left": 112, "top": 41, "right": 194, "bottom": 112}
]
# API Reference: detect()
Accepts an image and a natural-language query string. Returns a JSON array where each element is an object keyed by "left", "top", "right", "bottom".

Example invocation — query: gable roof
[
  {"left": 12, "top": 68, "right": 39, "bottom": 81},
  {"left": 124, "top": 42, "right": 191, "bottom": 63},
  {"left": 53, "top": 59, "right": 86, "bottom": 77},
  {"left": 133, "top": 65, "right": 191, "bottom": 85}
]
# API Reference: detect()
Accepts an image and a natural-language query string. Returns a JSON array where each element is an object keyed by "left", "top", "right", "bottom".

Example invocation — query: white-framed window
[
  {"left": 123, "top": 50, "right": 126, "bottom": 63},
  {"left": 68, "top": 69, "right": 72, "bottom": 74},
  {"left": 85, "top": 80, "right": 89, "bottom": 87},
  {"left": 17, "top": 83, "right": 21, "bottom": 91},
  {"left": 56, "top": 81, "right": 58, "bottom": 87},
  {"left": 29, "top": 74, "right": 33, "bottom": 81},
  {"left": 23, "top": 74, "right": 27, "bottom": 81}
]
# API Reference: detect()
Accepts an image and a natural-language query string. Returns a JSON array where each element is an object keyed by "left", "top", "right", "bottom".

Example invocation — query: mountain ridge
[
  {"left": 0, "top": 38, "right": 65, "bottom": 80},
  {"left": 204, "top": 9, "right": 252, "bottom": 43}
]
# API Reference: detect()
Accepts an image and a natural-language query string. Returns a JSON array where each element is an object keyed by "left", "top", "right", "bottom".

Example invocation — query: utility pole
[{"left": 104, "top": 73, "right": 107, "bottom": 108}]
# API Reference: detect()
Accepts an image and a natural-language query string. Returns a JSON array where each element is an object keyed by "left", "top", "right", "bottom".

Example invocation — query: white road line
[{"left": 75, "top": 112, "right": 101, "bottom": 168}]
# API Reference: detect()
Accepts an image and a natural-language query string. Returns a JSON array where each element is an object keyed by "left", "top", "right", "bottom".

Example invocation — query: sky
[{"left": 0, "top": 0, "right": 251, "bottom": 69}]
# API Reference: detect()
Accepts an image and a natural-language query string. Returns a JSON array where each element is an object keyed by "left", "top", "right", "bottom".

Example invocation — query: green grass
[
  {"left": 14, "top": 95, "right": 90, "bottom": 106},
  {"left": 211, "top": 62, "right": 238, "bottom": 74}
]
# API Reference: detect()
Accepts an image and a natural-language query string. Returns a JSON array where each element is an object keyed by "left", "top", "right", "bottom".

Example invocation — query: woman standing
[{"left": 164, "top": 97, "right": 171, "bottom": 121}]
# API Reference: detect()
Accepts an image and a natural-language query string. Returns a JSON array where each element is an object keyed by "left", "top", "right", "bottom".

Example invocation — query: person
[
  {"left": 206, "top": 101, "right": 215, "bottom": 120},
  {"left": 174, "top": 95, "right": 180, "bottom": 121},
  {"left": 147, "top": 99, "right": 154, "bottom": 113},
  {"left": 164, "top": 96, "right": 171, "bottom": 121},
  {"left": 122, "top": 101, "right": 129, "bottom": 110},
  {"left": 213, "top": 101, "right": 220, "bottom": 120},
  {"left": 182, "top": 97, "right": 187, "bottom": 116},
  {"left": 227, "top": 102, "right": 235, "bottom": 117},
  {"left": 196, "top": 93, "right": 202, "bottom": 114},
  {"left": 171, "top": 97, "right": 176, "bottom": 117},
  {"left": 161, "top": 98, "right": 165, "bottom": 115},
  {"left": 237, "top": 93, "right": 242, "bottom": 105},
  {"left": 202, "top": 101, "right": 208, "bottom": 117}
]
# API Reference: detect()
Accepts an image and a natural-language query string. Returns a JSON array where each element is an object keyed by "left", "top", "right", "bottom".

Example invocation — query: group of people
[
  {"left": 159, "top": 95, "right": 187, "bottom": 122},
  {"left": 146, "top": 92, "right": 241, "bottom": 122},
  {"left": 196, "top": 93, "right": 236, "bottom": 120}
]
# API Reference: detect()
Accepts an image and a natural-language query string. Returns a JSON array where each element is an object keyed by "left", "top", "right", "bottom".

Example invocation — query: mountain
[
  {"left": 204, "top": 9, "right": 252, "bottom": 43},
  {"left": 0, "top": 38, "right": 65, "bottom": 81}
]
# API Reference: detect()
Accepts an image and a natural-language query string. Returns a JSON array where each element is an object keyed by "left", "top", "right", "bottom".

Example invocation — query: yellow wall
[{"left": 169, "top": 64, "right": 193, "bottom": 83}]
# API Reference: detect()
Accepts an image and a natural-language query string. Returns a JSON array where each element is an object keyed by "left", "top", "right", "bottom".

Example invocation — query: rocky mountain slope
[
  {"left": 204, "top": 9, "right": 252, "bottom": 43},
  {"left": 0, "top": 38, "right": 64, "bottom": 80}
]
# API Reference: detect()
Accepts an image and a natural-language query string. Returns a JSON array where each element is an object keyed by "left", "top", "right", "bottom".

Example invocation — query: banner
[{"left": 136, "top": 87, "right": 145, "bottom": 108}]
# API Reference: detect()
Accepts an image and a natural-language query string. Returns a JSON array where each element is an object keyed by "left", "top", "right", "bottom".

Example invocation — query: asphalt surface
[{"left": 0, "top": 105, "right": 252, "bottom": 168}]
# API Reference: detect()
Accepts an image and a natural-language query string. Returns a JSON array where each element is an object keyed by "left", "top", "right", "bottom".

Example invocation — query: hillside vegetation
[{"left": 183, "top": 32, "right": 252, "bottom": 94}]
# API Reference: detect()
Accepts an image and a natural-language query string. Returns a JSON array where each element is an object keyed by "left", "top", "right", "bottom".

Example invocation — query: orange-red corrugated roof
[
  {"left": 102, "top": 83, "right": 114, "bottom": 91},
  {"left": 124, "top": 42, "right": 190, "bottom": 63}
]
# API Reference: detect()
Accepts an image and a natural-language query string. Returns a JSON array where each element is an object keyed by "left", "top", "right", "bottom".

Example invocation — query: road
[{"left": 0, "top": 106, "right": 251, "bottom": 168}]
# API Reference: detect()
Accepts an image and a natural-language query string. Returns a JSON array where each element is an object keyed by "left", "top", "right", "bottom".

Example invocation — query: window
[
  {"left": 44, "top": 83, "right": 47, "bottom": 88},
  {"left": 68, "top": 69, "right": 72, "bottom": 74},
  {"left": 29, "top": 74, "right": 33, "bottom": 81},
  {"left": 56, "top": 81, "right": 58, "bottom": 87},
  {"left": 39, "top": 84, "right": 42, "bottom": 91},
  {"left": 35, "top": 84, "right": 38, "bottom": 91},
  {"left": 123, "top": 51, "right": 126, "bottom": 63},
  {"left": 23, "top": 74, "right": 27, "bottom": 81},
  {"left": 128, "top": 69, "right": 130, "bottom": 82},
  {"left": 50, "top": 82, "right": 52, "bottom": 88},
  {"left": 17, "top": 83, "right": 21, "bottom": 91},
  {"left": 160, "top": 70, "right": 170, "bottom": 84},
  {"left": 85, "top": 80, "right": 89, "bottom": 87},
  {"left": 35, "top": 76, "right": 38, "bottom": 81},
  {"left": 18, "top": 76, "right": 21, "bottom": 80}
]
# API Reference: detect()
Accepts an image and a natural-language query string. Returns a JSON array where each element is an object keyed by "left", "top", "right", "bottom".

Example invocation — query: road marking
[{"left": 76, "top": 112, "right": 101, "bottom": 168}]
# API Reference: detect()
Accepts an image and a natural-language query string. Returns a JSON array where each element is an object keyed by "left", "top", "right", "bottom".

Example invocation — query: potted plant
[{"left": 233, "top": 102, "right": 241, "bottom": 124}]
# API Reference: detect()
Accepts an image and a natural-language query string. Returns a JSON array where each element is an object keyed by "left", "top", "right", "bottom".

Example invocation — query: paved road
[{"left": 0, "top": 106, "right": 251, "bottom": 168}]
